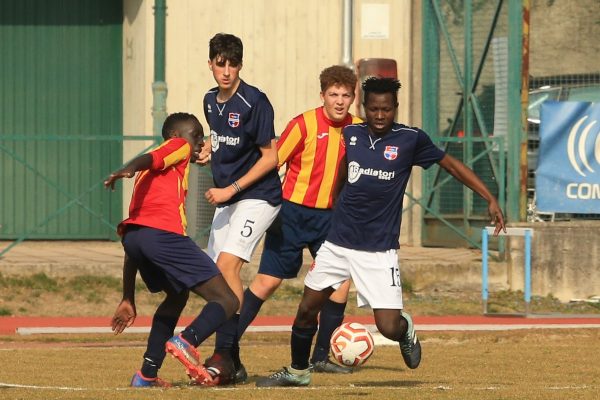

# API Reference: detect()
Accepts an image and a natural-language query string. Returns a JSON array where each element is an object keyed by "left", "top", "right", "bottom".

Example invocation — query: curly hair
[
  {"left": 319, "top": 65, "right": 357, "bottom": 92},
  {"left": 361, "top": 77, "right": 401, "bottom": 105}
]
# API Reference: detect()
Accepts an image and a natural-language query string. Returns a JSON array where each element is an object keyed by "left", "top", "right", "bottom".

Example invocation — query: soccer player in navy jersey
[
  {"left": 256, "top": 77, "right": 506, "bottom": 387},
  {"left": 231, "top": 65, "right": 362, "bottom": 375},
  {"left": 198, "top": 33, "right": 282, "bottom": 383},
  {"left": 105, "top": 113, "right": 239, "bottom": 387}
]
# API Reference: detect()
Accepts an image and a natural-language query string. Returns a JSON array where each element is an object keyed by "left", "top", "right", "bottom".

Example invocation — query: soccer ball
[{"left": 330, "top": 322, "right": 374, "bottom": 367}]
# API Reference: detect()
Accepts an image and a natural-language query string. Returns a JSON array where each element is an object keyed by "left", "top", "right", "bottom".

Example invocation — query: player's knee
[
  {"left": 295, "top": 302, "right": 319, "bottom": 326},
  {"left": 220, "top": 291, "right": 240, "bottom": 317},
  {"left": 162, "top": 290, "right": 189, "bottom": 314},
  {"left": 250, "top": 274, "right": 283, "bottom": 299}
]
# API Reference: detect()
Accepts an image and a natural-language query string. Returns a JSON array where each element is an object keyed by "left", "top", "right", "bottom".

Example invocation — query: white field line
[
  {"left": 16, "top": 323, "right": 600, "bottom": 336},
  {"left": 0, "top": 381, "right": 594, "bottom": 392}
]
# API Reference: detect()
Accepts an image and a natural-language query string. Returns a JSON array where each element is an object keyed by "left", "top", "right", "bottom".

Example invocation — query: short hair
[
  {"left": 162, "top": 112, "right": 201, "bottom": 140},
  {"left": 362, "top": 77, "right": 402, "bottom": 105},
  {"left": 319, "top": 65, "right": 358, "bottom": 92},
  {"left": 209, "top": 33, "right": 243, "bottom": 65}
]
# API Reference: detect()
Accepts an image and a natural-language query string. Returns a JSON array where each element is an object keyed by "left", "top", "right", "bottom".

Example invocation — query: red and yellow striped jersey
[
  {"left": 119, "top": 137, "right": 192, "bottom": 236},
  {"left": 278, "top": 107, "right": 362, "bottom": 209}
]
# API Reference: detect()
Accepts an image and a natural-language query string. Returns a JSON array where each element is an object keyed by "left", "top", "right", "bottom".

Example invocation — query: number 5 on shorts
[{"left": 241, "top": 219, "right": 255, "bottom": 238}]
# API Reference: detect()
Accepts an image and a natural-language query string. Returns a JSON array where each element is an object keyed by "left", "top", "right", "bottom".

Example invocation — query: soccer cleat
[
  {"left": 255, "top": 366, "right": 311, "bottom": 387},
  {"left": 399, "top": 311, "right": 422, "bottom": 369},
  {"left": 311, "top": 359, "right": 353, "bottom": 374},
  {"left": 234, "top": 363, "right": 248, "bottom": 384},
  {"left": 166, "top": 334, "right": 214, "bottom": 386},
  {"left": 130, "top": 370, "right": 171, "bottom": 388}
]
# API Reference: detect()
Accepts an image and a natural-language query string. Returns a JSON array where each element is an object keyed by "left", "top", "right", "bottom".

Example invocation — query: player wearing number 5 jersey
[
  {"left": 200, "top": 33, "right": 281, "bottom": 384},
  {"left": 257, "top": 77, "right": 506, "bottom": 387}
]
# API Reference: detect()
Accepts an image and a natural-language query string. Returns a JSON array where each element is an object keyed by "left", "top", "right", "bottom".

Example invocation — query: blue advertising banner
[{"left": 536, "top": 102, "right": 600, "bottom": 213}]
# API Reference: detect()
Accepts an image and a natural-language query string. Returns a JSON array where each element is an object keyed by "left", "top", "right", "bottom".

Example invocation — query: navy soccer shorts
[
  {"left": 258, "top": 200, "right": 332, "bottom": 279},
  {"left": 122, "top": 225, "right": 221, "bottom": 293}
]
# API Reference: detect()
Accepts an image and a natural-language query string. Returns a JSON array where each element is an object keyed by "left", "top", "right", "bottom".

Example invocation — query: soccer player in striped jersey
[
  {"left": 231, "top": 65, "right": 362, "bottom": 376},
  {"left": 199, "top": 33, "right": 282, "bottom": 384},
  {"left": 106, "top": 113, "right": 239, "bottom": 387},
  {"left": 256, "top": 77, "right": 506, "bottom": 387}
]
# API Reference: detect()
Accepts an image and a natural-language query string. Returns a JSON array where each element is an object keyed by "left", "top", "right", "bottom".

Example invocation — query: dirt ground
[{"left": 0, "top": 330, "right": 598, "bottom": 400}]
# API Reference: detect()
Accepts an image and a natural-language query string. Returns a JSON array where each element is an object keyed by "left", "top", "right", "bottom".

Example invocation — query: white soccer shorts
[
  {"left": 304, "top": 241, "right": 403, "bottom": 309},
  {"left": 206, "top": 199, "right": 281, "bottom": 263}
]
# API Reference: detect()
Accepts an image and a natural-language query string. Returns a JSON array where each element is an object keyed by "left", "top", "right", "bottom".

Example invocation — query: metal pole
[
  {"left": 519, "top": 0, "right": 531, "bottom": 221},
  {"left": 507, "top": 0, "right": 524, "bottom": 221},
  {"left": 341, "top": 0, "right": 354, "bottom": 69},
  {"left": 152, "top": 0, "right": 168, "bottom": 137},
  {"left": 524, "top": 229, "right": 532, "bottom": 315},
  {"left": 463, "top": 0, "right": 473, "bottom": 229},
  {"left": 482, "top": 228, "right": 489, "bottom": 314}
]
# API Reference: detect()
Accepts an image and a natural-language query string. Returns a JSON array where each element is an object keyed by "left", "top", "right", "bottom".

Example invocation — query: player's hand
[
  {"left": 195, "top": 141, "right": 211, "bottom": 166},
  {"left": 205, "top": 186, "right": 236, "bottom": 205},
  {"left": 488, "top": 201, "right": 506, "bottom": 236},
  {"left": 104, "top": 170, "right": 135, "bottom": 190},
  {"left": 111, "top": 299, "right": 137, "bottom": 335}
]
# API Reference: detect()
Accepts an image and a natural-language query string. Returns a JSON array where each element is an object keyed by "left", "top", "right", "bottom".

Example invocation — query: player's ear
[{"left": 208, "top": 60, "right": 213, "bottom": 71}]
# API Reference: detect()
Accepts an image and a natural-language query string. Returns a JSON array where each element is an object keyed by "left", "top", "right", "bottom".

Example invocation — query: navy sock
[
  {"left": 291, "top": 324, "right": 318, "bottom": 370},
  {"left": 311, "top": 299, "right": 346, "bottom": 363},
  {"left": 181, "top": 301, "right": 227, "bottom": 347},
  {"left": 229, "top": 289, "right": 265, "bottom": 368},
  {"left": 237, "top": 289, "right": 265, "bottom": 338},
  {"left": 214, "top": 313, "right": 240, "bottom": 355},
  {"left": 142, "top": 314, "right": 179, "bottom": 375}
]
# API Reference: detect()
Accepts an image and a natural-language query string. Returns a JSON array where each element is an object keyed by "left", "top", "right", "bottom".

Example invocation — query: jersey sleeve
[
  {"left": 412, "top": 129, "right": 446, "bottom": 169},
  {"left": 277, "top": 117, "right": 304, "bottom": 167},
  {"left": 150, "top": 138, "right": 191, "bottom": 170},
  {"left": 248, "top": 93, "right": 276, "bottom": 147}
]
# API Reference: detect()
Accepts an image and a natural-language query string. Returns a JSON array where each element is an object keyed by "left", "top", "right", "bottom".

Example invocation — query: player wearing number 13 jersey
[{"left": 257, "top": 77, "right": 506, "bottom": 387}]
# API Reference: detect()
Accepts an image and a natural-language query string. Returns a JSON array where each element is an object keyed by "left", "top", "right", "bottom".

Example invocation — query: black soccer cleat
[{"left": 399, "top": 311, "right": 422, "bottom": 369}]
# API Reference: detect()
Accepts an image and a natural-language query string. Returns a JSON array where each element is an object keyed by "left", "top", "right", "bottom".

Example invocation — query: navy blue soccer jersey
[
  {"left": 203, "top": 80, "right": 282, "bottom": 206},
  {"left": 327, "top": 122, "right": 446, "bottom": 252}
]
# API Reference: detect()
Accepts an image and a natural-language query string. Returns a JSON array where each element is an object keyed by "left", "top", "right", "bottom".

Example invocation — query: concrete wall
[
  {"left": 507, "top": 221, "right": 600, "bottom": 302},
  {"left": 121, "top": 0, "right": 414, "bottom": 139}
]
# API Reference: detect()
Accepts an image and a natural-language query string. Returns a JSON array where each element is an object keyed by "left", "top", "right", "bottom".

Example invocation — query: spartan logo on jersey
[
  {"left": 384, "top": 146, "right": 398, "bottom": 160},
  {"left": 211, "top": 129, "right": 241, "bottom": 152},
  {"left": 228, "top": 112, "right": 240, "bottom": 128},
  {"left": 347, "top": 161, "right": 395, "bottom": 184}
]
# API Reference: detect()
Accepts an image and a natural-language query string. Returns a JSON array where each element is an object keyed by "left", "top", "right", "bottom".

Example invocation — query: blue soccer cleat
[{"left": 130, "top": 370, "right": 171, "bottom": 388}]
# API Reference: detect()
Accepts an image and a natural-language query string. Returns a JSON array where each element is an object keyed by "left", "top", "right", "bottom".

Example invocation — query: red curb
[{"left": 1, "top": 315, "right": 599, "bottom": 335}]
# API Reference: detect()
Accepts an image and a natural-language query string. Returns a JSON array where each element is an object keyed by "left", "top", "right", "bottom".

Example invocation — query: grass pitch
[{"left": 0, "top": 330, "right": 599, "bottom": 400}]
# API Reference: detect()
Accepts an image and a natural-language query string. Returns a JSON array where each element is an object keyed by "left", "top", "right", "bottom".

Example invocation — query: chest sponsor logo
[
  {"left": 349, "top": 136, "right": 357, "bottom": 146},
  {"left": 384, "top": 146, "right": 398, "bottom": 160},
  {"left": 347, "top": 161, "right": 395, "bottom": 184},
  {"left": 211, "top": 130, "right": 241, "bottom": 152},
  {"left": 207, "top": 104, "right": 212, "bottom": 114}
]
